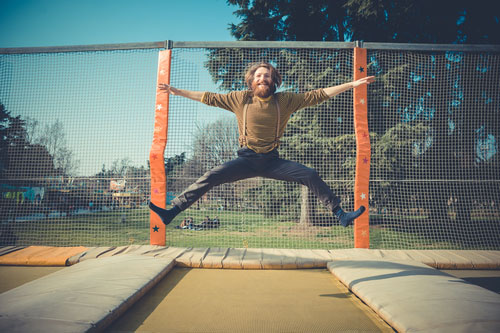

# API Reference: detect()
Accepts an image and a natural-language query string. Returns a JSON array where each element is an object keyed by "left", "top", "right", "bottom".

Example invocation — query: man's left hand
[{"left": 353, "top": 76, "right": 376, "bottom": 87}]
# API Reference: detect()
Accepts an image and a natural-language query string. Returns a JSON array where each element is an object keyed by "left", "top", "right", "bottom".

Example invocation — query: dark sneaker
[
  {"left": 338, "top": 206, "right": 366, "bottom": 227},
  {"left": 149, "top": 202, "right": 181, "bottom": 225}
]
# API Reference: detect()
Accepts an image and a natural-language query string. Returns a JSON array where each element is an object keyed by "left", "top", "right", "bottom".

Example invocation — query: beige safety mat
[
  {"left": 328, "top": 259, "right": 500, "bottom": 332},
  {"left": 0, "top": 255, "right": 175, "bottom": 333}
]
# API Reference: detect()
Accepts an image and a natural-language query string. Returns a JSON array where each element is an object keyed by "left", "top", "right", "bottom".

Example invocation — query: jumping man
[{"left": 150, "top": 62, "right": 375, "bottom": 227}]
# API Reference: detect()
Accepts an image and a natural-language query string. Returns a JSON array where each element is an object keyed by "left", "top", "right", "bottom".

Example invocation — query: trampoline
[
  {"left": 1, "top": 246, "right": 500, "bottom": 332},
  {"left": 1, "top": 40, "right": 500, "bottom": 332},
  {"left": 107, "top": 267, "right": 392, "bottom": 332}
]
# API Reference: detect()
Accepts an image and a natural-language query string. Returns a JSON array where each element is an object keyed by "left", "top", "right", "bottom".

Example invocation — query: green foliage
[
  {"left": 373, "top": 123, "right": 430, "bottom": 179},
  {"left": 227, "top": 0, "right": 500, "bottom": 44},
  {"left": 243, "top": 180, "right": 300, "bottom": 218},
  {"left": 0, "top": 103, "right": 12, "bottom": 177},
  {"left": 165, "top": 152, "right": 186, "bottom": 176},
  {"left": 0, "top": 102, "right": 61, "bottom": 184},
  {"left": 201, "top": 1, "right": 500, "bottom": 228},
  {"left": 26, "top": 118, "right": 79, "bottom": 175},
  {"left": 228, "top": 0, "right": 352, "bottom": 41}
]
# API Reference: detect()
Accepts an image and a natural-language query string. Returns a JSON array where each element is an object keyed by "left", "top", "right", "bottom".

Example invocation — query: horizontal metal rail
[
  {"left": 0, "top": 41, "right": 168, "bottom": 54},
  {"left": 3, "top": 177, "right": 497, "bottom": 183},
  {"left": 171, "top": 40, "right": 355, "bottom": 49},
  {"left": 363, "top": 42, "right": 500, "bottom": 53},
  {"left": 172, "top": 41, "right": 500, "bottom": 53},
  {"left": 1, "top": 40, "right": 499, "bottom": 55},
  {"left": 369, "top": 179, "right": 500, "bottom": 183}
]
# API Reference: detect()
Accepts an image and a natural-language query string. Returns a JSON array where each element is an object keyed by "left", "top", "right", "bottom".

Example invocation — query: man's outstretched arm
[
  {"left": 322, "top": 76, "right": 375, "bottom": 98},
  {"left": 158, "top": 83, "right": 204, "bottom": 102}
]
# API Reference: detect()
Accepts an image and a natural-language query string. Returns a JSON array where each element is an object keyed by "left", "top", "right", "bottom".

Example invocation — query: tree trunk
[{"left": 300, "top": 186, "right": 317, "bottom": 225}]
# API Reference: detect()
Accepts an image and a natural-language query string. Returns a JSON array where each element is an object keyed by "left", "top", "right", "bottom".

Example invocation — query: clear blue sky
[{"left": 0, "top": 0, "right": 239, "bottom": 47}]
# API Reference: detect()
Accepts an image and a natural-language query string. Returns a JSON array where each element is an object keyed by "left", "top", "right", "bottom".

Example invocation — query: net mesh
[
  {"left": 1, "top": 44, "right": 499, "bottom": 249},
  {"left": 0, "top": 49, "right": 158, "bottom": 246},
  {"left": 165, "top": 47, "right": 355, "bottom": 249},
  {"left": 367, "top": 50, "right": 500, "bottom": 249}
]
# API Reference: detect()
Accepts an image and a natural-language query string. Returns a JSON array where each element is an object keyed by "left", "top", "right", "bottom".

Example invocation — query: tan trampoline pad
[
  {"left": 328, "top": 259, "right": 500, "bottom": 332},
  {"left": 108, "top": 268, "right": 393, "bottom": 333},
  {"left": 0, "top": 246, "right": 87, "bottom": 266},
  {"left": 59, "top": 246, "right": 500, "bottom": 270},
  {"left": 328, "top": 249, "right": 500, "bottom": 269},
  {"left": 0, "top": 255, "right": 176, "bottom": 333}
]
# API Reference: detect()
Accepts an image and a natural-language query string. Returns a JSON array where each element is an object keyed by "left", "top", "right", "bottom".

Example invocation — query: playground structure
[{"left": 0, "top": 41, "right": 499, "bottom": 332}]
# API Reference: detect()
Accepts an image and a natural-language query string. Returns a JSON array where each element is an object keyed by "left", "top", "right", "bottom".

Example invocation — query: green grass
[
  {"left": 369, "top": 227, "right": 456, "bottom": 250},
  {"left": 3, "top": 208, "right": 150, "bottom": 247},
  {"left": 2, "top": 206, "right": 498, "bottom": 249}
]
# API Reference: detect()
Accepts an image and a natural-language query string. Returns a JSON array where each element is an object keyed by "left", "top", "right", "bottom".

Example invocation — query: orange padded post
[
  {"left": 353, "top": 47, "right": 370, "bottom": 248},
  {"left": 149, "top": 49, "right": 172, "bottom": 246}
]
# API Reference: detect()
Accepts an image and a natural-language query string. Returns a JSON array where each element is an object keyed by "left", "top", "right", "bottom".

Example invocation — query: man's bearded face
[{"left": 251, "top": 67, "right": 275, "bottom": 98}]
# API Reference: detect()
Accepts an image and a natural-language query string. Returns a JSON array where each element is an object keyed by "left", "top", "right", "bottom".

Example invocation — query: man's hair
[{"left": 244, "top": 62, "right": 282, "bottom": 91}]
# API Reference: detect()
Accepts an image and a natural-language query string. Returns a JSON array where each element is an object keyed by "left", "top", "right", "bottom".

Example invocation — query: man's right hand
[{"left": 157, "top": 83, "right": 204, "bottom": 102}]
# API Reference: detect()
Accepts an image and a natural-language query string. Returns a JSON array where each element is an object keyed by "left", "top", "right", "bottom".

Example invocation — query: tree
[
  {"left": 4, "top": 144, "right": 56, "bottom": 182},
  {"left": 164, "top": 152, "right": 186, "bottom": 193},
  {"left": 188, "top": 118, "right": 239, "bottom": 171},
  {"left": 3, "top": 112, "right": 27, "bottom": 148},
  {"left": 228, "top": 0, "right": 348, "bottom": 41},
  {"left": 0, "top": 103, "right": 11, "bottom": 177},
  {"left": 165, "top": 152, "right": 186, "bottom": 176},
  {"left": 179, "top": 118, "right": 240, "bottom": 208},
  {"left": 25, "top": 118, "right": 79, "bottom": 176},
  {"left": 344, "top": 0, "right": 500, "bottom": 44},
  {"left": 367, "top": 50, "right": 499, "bottom": 236},
  {"left": 0, "top": 103, "right": 58, "bottom": 185},
  {"left": 228, "top": 0, "right": 500, "bottom": 44},
  {"left": 202, "top": 1, "right": 500, "bottom": 233},
  {"left": 204, "top": 46, "right": 356, "bottom": 224}
]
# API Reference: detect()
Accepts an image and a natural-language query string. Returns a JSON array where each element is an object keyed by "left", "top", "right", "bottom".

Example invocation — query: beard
[{"left": 251, "top": 81, "right": 275, "bottom": 98}]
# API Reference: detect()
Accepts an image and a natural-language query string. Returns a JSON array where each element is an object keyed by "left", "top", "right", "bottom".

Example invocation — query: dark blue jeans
[{"left": 171, "top": 147, "right": 340, "bottom": 211}]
